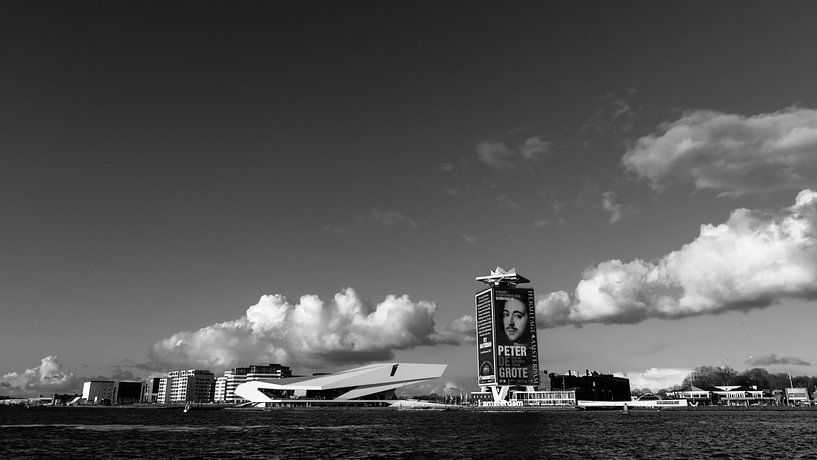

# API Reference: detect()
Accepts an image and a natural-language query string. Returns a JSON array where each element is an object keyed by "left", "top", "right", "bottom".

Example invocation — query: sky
[{"left": 3, "top": 1, "right": 817, "bottom": 396}]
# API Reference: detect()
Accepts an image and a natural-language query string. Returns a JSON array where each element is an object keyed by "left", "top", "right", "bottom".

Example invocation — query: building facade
[
  {"left": 82, "top": 380, "right": 116, "bottom": 405},
  {"left": 214, "top": 376, "right": 227, "bottom": 402},
  {"left": 219, "top": 364, "right": 292, "bottom": 403},
  {"left": 166, "top": 370, "right": 215, "bottom": 403},
  {"left": 547, "top": 371, "right": 631, "bottom": 402},
  {"left": 157, "top": 378, "right": 171, "bottom": 404}
]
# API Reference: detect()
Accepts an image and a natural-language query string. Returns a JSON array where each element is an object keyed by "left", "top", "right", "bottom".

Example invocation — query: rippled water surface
[{"left": 2, "top": 407, "right": 817, "bottom": 459}]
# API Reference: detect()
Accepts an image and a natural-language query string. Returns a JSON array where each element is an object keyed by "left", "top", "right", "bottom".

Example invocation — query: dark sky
[{"left": 3, "top": 1, "right": 817, "bottom": 393}]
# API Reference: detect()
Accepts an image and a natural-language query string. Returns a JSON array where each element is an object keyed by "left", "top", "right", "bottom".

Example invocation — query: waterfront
[{"left": 2, "top": 407, "right": 817, "bottom": 459}]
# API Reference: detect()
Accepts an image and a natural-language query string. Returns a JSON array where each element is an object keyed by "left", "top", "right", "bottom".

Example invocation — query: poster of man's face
[
  {"left": 492, "top": 288, "right": 539, "bottom": 386},
  {"left": 501, "top": 297, "right": 529, "bottom": 345},
  {"left": 495, "top": 292, "right": 532, "bottom": 346}
]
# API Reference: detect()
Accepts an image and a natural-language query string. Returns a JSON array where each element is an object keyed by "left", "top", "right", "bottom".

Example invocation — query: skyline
[{"left": 4, "top": 1, "right": 817, "bottom": 396}]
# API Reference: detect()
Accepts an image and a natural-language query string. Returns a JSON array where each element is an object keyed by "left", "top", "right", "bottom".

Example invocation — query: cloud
[
  {"left": 537, "top": 189, "right": 817, "bottom": 327},
  {"left": 601, "top": 191, "right": 624, "bottom": 223},
  {"left": 369, "top": 210, "right": 419, "bottom": 229},
  {"left": 476, "top": 141, "right": 515, "bottom": 169},
  {"left": 744, "top": 354, "right": 811, "bottom": 366},
  {"left": 519, "top": 136, "right": 550, "bottom": 161},
  {"left": 618, "top": 368, "right": 690, "bottom": 391},
  {"left": 623, "top": 107, "right": 817, "bottom": 195},
  {"left": 321, "top": 224, "right": 345, "bottom": 233},
  {"left": 434, "top": 315, "right": 476, "bottom": 345},
  {"left": 580, "top": 90, "right": 639, "bottom": 135},
  {"left": 147, "top": 288, "right": 474, "bottom": 372},
  {"left": 476, "top": 136, "right": 550, "bottom": 169},
  {"left": 1, "top": 356, "right": 77, "bottom": 396}
]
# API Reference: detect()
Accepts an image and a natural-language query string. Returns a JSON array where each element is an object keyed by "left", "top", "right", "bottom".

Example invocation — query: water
[{"left": 2, "top": 407, "right": 817, "bottom": 459}]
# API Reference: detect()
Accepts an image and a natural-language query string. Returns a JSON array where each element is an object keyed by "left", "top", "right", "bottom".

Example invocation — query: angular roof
[{"left": 234, "top": 362, "right": 446, "bottom": 402}]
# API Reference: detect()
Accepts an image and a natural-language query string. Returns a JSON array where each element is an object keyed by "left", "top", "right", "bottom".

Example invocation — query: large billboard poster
[
  {"left": 475, "top": 287, "right": 539, "bottom": 387},
  {"left": 494, "top": 287, "right": 538, "bottom": 386},
  {"left": 475, "top": 289, "right": 496, "bottom": 386}
]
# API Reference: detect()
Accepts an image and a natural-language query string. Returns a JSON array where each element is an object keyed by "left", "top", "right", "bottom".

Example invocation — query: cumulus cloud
[
  {"left": 1, "top": 356, "right": 77, "bottom": 396},
  {"left": 623, "top": 107, "right": 817, "bottom": 195},
  {"left": 369, "top": 210, "right": 419, "bottom": 229},
  {"left": 744, "top": 354, "right": 811, "bottom": 366},
  {"left": 537, "top": 189, "right": 817, "bottom": 327},
  {"left": 147, "top": 288, "right": 474, "bottom": 372},
  {"left": 618, "top": 368, "right": 690, "bottom": 391},
  {"left": 476, "top": 136, "right": 550, "bottom": 169}
]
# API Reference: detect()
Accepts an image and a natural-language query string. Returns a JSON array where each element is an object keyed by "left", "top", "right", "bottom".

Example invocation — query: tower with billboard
[{"left": 475, "top": 267, "right": 539, "bottom": 402}]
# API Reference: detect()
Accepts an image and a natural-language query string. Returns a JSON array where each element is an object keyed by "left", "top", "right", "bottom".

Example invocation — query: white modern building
[
  {"left": 157, "top": 377, "right": 171, "bottom": 404},
  {"left": 234, "top": 362, "right": 446, "bottom": 407},
  {"left": 221, "top": 363, "right": 292, "bottom": 403},
  {"left": 214, "top": 376, "right": 227, "bottom": 402},
  {"left": 156, "top": 370, "right": 215, "bottom": 403}
]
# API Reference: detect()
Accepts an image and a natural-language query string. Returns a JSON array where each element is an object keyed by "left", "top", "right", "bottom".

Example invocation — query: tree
[
  {"left": 682, "top": 366, "right": 738, "bottom": 388},
  {"left": 736, "top": 368, "right": 770, "bottom": 389}
]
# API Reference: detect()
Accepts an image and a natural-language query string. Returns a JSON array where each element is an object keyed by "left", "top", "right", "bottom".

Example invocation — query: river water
[{"left": 2, "top": 407, "right": 816, "bottom": 459}]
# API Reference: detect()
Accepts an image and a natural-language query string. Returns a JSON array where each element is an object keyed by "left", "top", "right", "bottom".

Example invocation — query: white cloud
[
  {"left": 476, "top": 141, "right": 515, "bottom": 169},
  {"left": 519, "top": 136, "right": 550, "bottom": 161},
  {"left": 476, "top": 136, "right": 550, "bottom": 169},
  {"left": 148, "top": 288, "right": 473, "bottom": 372},
  {"left": 623, "top": 107, "right": 817, "bottom": 195},
  {"left": 618, "top": 368, "right": 690, "bottom": 391},
  {"left": 1, "top": 356, "right": 77, "bottom": 396},
  {"left": 601, "top": 191, "right": 624, "bottom": 223},
  {"left": 369, "top": 210, "right": 419, "bottom": 229},
  {"left": 537, "top": 189, "right": 817, "bottom": 327}
]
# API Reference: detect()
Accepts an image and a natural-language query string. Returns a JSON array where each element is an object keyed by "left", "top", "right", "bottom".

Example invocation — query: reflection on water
[{"left": 2, "top": 407, "right": 817, "bottom": 459}]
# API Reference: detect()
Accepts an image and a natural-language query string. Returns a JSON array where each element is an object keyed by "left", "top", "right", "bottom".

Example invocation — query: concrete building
[
  {"left": 214, "top": 376, "right": 227, "bottom": 402},
  {"left": 165, "top": 370, "right": 215, "bottom": 403},
  {"left": 81, "top": 380, "right": 147, "bottom": 405},
  {"left": 82, "top": 380, "right": 116, "bottom": 405},
  {"left": 222, "top": 363, "right": 292, "bottom": 403},
  {"left": 157, "top": 377, "right": 171, "bottom": 404},
  {"left": 143, "top": 377, "right": 163, "bottom": 403},
  {"left": 547, "top": 371, "right": 631, "bottom": 402}
]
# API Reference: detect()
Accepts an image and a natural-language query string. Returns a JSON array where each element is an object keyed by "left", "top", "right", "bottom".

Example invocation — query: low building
[
  {"left": 81, "top": 380, "right": 148, "bottom": 405},
  {"left": 784, "top": 387, "right": 810, "bottom": 406},
  {"left": 510, "top": 390, "right": 576, "bottom": 407},
  {"left": 665, "top": 386, "right": 712, "bottom": 405},
  {"left": 116, "top": 381, "right": 144, "bottom": 404},
  {"left": 82, "top": 380, "right": 116, "bottom": 405},
  {"left": 235, "top": 362, "right": 446, "bottom": 407},
  {"left": 548, "top": 371, "right": 630, "bottom": 402}
]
